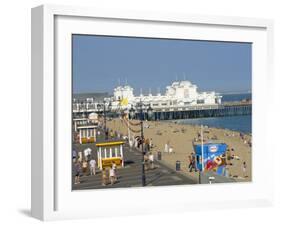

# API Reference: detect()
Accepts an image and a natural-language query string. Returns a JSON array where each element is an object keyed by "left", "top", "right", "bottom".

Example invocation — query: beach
[{"left": 106, "top": 118, "right": 252, "bottom": 183}]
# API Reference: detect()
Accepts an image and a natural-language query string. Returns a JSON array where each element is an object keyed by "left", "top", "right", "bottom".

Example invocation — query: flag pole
[
  {"left": 201, "top": 125, "right": 204, "bottom": 171},
  {"left": 127, "top": 114, "right": 131, "bottom": 144}
]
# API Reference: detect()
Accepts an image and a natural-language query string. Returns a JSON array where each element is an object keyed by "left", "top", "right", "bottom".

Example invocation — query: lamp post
[
  {"left": 129, "top": 104, "right": 146, "bottom": 186},
  {"left": 147, "top": 104, "right": 153, "bottom": 121},
  {"left": 97, "top": 103, "right": 102, "bottom": 138},
  {"left": 97, "top": 101, "right": 111, "bottom": 140},
  {"left": 103, "top": 101, "right": 107, "bottom": 137},
  {"left": 199, "top": 124, "right": 204, "bottom": 184},
  {"left": 129, "top": 106, "right": 135, "bottom": 120},
  {"left": 129, "top": 102, "right": 153, "bottom": 187}
]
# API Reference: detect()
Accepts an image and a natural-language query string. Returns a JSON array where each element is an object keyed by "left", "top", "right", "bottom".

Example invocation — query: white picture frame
[{"left": 31, "top": 4, "right": 274, "bottom": 221}]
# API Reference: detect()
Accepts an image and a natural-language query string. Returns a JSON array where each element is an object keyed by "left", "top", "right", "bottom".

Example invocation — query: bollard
[
  {"left": 208, "top": 176, "right": 215, "bottom": 184},
  {"left": 176, "top": 160, "right": 181, "bottom": 171},
  {"left": 157, "top": 151, "right": 162, "bottom": 160}
]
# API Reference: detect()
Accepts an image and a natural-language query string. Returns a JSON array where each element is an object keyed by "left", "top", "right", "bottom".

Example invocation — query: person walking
[
  {"left": 105, "top": 128, "right": 109, "bottom": 140},
  {"left": 109, "top": 166, "right": 115, "bottom": 185},
  {"left": 112, "top": 163, "right": 117, "bottom": 182},
  {"left": 188, "top": 155, "right": 193, "bottom": 172},
  {"left": 89, "top": 158, "right": 96, "bottom": 175},
  {"left": 74, "top": 161, "right": 81, "bottom": 184},
  {"left": 84, "top": 148, "right": 92, "bottom": 161},
  {"left": 87, "top": 148, "right": 92, "bottom": 160},
  {"left": 129, "top": 138, "right": 134, "bottom": 149},
  {"left": 164, "top": 142, "right": 169, "bottom": 153},
  {"left": 149, "top": 138, "right": 153, "bottom": 150},
  {"left": 226, "top": 149, "right": 232, "bottom": 165},
  {"left": 84, "top": 149, "right": 88, "bottom": 161},
  {"left": 134, "top": 137, "right": 138, "bottom": 148},
  {"left": 101, "top": 169, "right": 107, "bottom": 186},
  {"left": 110, "top": 130, "right": 114, "bottom": 139},
  {"left": 144, "top": 138, "right": 150, "bottom": 154},
  {"left": 148, "top": 152, "right": 154, "bottom": 170},
  {"left": 82, "top": 160, "right": 88, "bottom": 176},
  {"left": 190, "top": 152, "right": 197, "bottom": 172},
  {"left": 78, "top": 150, "right": 82, "bottom": 162},
  {"left": 72, "top": 149, "right": 77, "bottom": 163},
  {"left": 242, "top": 161, "right": 247, "bottom": 178}
]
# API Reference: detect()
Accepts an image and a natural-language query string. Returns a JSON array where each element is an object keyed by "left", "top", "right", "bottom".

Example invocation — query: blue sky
[{"left": 72, "top": 35, "right": 252, "bottom": 94}]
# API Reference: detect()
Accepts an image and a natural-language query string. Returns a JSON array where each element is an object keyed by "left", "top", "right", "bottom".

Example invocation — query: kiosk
[
  {"left": 77, "top": 125, "right": 97, "bottom": 144},
  {"left": 96, "top": 141, "right": 125, "bottom": 170},
  {"left": 73, "top": 117, "right": 88, "bottom": 132}
]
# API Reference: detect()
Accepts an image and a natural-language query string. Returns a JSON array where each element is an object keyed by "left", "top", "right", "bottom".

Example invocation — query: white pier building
[{"left": 110, "top": 80, "right": 222, "bottom": 110}]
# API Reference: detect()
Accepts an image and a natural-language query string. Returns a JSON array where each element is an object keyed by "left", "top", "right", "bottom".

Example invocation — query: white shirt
[
  {"left": 89, "top": 159, "right": 96, "bottom": 168},
  {"left": 84, "top": 148, "right": 92, "bottom": 156},
  {"left": 109, "top": 168, "right": 115, "bottom": 177},
  {"left": 112, "top": 163, "right": 116, "bottom": 170},
  {"left": 149, "top": 154, "right": 154, "bottom": 161}
]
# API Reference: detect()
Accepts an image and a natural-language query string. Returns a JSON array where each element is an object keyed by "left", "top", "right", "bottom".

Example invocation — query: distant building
[
  {"left": 110, "top": 80, "right": 222, "bottom": 110},
  {"left": 73, "top": 92, "right": 109, "bottom": 103}
]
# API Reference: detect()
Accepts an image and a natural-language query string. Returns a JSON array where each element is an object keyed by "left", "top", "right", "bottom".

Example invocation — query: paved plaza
[{"left": 72, "top": 131, "right": 197, "bottom": 190}]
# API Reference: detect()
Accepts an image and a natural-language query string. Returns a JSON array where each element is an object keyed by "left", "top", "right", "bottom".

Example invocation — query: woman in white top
[
  {"left": 84, "top": 148, "right": 92, "bottom": 161},
  {"left": 109, "top": 167, "right": 115, "bottom": 185},
  {"left": 89, "top": 159, "right": 96, "bottom": 175},
  {"left": 78, "top": 151, "right": 83, "bottom": 162},
  {"left": 148, "top": 153, "right": 154, "bottom": 169}
]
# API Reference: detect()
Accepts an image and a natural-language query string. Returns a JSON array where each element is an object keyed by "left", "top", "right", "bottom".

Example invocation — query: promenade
[{"left": 72, "top": 130, "right": 197, "bottom": 190}]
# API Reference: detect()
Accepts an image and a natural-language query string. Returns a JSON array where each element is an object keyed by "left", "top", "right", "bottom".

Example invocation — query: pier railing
[{"left": 73, "top": 102, "right": 251, "bottom": 120}]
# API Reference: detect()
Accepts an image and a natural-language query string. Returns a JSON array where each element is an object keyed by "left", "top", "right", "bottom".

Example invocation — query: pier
[
  {"left": 133, "top": 102, "right": 251, "bottom": 120},
  {"left": 73, "top": 101, "right": 251, "bottom": 120}
]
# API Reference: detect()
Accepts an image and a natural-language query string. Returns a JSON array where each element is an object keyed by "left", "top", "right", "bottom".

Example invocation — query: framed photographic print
[{"left": 31, "top": 4, "right": 274, "bottom": 221}]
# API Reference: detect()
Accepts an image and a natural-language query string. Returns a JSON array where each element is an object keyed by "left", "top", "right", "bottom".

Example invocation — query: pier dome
[
  {"left": 179, "top": 80, "right": 192, "bottom": 86},
  {"left": 113, "top": 85, "right": 134, "bottom": 102},
  {"left": 166, "top": 80, "right": 198, "bottom": 99}
]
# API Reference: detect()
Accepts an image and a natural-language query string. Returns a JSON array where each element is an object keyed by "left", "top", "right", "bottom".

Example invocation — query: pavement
[{"left": 72, "top": 130, "right": 197, "bottom": 190}]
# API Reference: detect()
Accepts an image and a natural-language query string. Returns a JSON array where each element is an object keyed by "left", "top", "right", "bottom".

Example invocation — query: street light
[
  {"left": 81, "top": 101, "right": 86, "bottom": 119},
  {"left": 129, "top": 106, "right": 135, "bottom": 119},
  {"left": 103, "top": 101, "right": 112, "bottom": 140},
  {"left": 96, "top": 101, "right": 112, "bottom": 140},
  {"left": 129, "top": 101, "right": 147, "bottom": 187},
  {"left": 147, "top": 104, "right": 153, "bottom": 121},
  {"left": 97, "top": 103, "right": 101, "bottom": 111}
]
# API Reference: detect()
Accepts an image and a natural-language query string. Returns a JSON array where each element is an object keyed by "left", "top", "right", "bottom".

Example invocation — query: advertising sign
[{"left": 194, "top": 143, "right": 227, "bottom": 176}]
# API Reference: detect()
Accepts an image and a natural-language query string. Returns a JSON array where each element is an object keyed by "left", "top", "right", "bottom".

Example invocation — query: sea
[{"left": 177, "top": 93, "right": 252, "bottom": 134}]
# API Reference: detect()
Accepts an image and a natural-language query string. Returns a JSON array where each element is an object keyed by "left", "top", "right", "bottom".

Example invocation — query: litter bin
[
  {"left": 176, "top": 160, "right": 181, "bottom": 171},
  {"left": 157, "top": 151, "right": 162, "bottom": 160}
]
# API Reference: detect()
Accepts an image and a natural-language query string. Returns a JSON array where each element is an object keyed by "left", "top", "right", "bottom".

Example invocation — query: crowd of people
[
  {"left": 188, "top": 152, "right": 198, "bottom": 172},
  {"left": 101, "top": 163, "right": 117, "bottom": 186},
  {"left": 185, "top": 146, "right": 248, "bottom": 179},
  {"left": 73, "top": 147, "right": 119, "bottom": 186},
  {"left": 73, "top": 123, "right": 159, "bottom": 187}
]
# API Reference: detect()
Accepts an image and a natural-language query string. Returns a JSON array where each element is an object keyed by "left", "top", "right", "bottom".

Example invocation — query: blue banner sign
[{"left": 194, "top": 143, "right": 227, "bottom": 176}]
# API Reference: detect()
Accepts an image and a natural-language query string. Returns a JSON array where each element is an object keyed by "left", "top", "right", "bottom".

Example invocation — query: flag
[{"left": 120, "top": 98, "right": 129, "bottom": 106}]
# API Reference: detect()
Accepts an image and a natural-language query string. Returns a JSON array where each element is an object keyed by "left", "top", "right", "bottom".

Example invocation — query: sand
[{"left": 106, "top": 117, "right": 252, "bottom": 182}]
